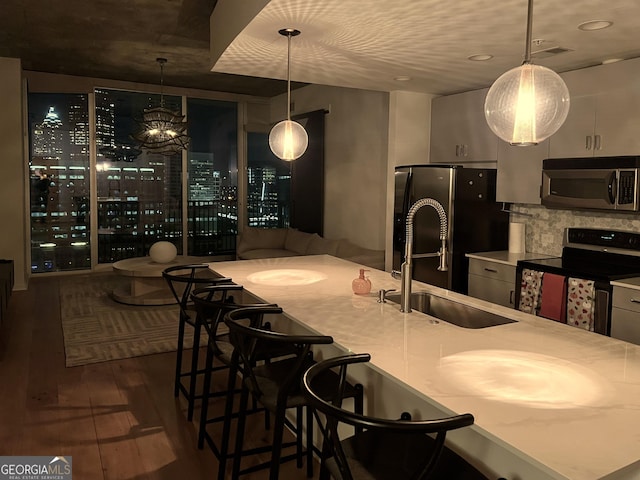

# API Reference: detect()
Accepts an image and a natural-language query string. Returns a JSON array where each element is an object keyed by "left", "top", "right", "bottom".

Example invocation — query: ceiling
[
  {"left": 0, "top": 0, "right": 291, "bottom": 97},
  {"left": 2, "top": 0, "right": 640, "bottom": 98},
  {"left": 212, "top": 0, "right": 640, "bottom": 96}
]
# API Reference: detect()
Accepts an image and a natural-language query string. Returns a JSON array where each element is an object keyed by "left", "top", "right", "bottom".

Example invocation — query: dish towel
[
  {"left": 519, "top": 269, "right": 543, "bottom": 315},
  {"left": 538, "top": 273, "right": 567, "bottom": 322},
  {"left": 566, "top": 278, "right": 596, "bottom": 331}
]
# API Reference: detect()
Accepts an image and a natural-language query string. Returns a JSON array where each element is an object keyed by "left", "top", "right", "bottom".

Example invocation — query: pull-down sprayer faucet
[{"left": 400, "top": 198, "right": 449, "bottom": 313}]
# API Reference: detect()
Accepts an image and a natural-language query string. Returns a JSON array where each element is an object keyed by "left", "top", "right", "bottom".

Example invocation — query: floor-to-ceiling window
[
  {"left": 246, "top": 132, "right": 291, "bottom": 228},
  {"left": 28, "top": 94, "right": 91, "bottom": 273},
  {"left": 95, "top": 88, "right": 183, "bottom": 263},
  {"left": 187, "top": 98, "right": 238, "bottom": 255},
  {"left": 28, "top": 87, "right": 239, "bottom": 273}
]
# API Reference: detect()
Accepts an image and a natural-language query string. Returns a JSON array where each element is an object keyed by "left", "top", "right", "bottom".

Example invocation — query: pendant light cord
[
  {"left": 157, "top": 57, "right": 167, "bottom": 108},
  {"left": 523, "top": 0, "right": 533, "bottom": 64},
  {"left": 286, "top": 32, "right": 292, "bottom": 121}
]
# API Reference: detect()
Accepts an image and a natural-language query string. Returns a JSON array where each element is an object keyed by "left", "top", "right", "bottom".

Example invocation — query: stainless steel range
[{"left": 516, "top": 228, "right": 640, "bottom": 337}]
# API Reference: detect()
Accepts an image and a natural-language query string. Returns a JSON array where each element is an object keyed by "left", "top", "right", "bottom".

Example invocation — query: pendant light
[
  {"left": 132, "top": 58, "right": 190, "bottom": 156},
  {"left": 484, "top": 0, "right": 570, "bottom": 146},
  {"left": 269, "top": 28, "right": 308, "bottom": 161}
]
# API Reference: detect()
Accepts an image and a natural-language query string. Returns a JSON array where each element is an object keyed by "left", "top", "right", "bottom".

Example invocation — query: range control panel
[{"left": 565, "top": 228, "right": 640, "bottom": 252}]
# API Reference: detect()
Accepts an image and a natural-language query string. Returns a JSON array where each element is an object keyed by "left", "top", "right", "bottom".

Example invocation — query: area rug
[{"left": 59, "top": 272, "right": 204, "bottom": 367}]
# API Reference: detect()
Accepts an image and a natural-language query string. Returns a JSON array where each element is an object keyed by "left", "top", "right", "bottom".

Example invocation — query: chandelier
[{"left": 132, "top": 58, "right": 190, "bottom": 156}]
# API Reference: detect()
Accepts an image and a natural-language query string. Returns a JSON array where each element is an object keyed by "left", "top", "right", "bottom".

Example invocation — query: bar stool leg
[
  {"left": 197, "top": 343, "right": 215, "bottom": 449},
  {"left": 268, "top": 405, "right": 287, "bottom": 480},
  {"left": 174, "top": 315, "right": 187, "bottom": 398},
  {"left": 231, "top": 385, "right": 251, "bottom": 479},
  {"left": 186, "top": 322, "right": 202, "bottom": 421}
]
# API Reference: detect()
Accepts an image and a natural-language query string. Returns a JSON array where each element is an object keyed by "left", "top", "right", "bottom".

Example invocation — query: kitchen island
[{"left": 209, "top": 255, "right": 640, "bottom": 480}]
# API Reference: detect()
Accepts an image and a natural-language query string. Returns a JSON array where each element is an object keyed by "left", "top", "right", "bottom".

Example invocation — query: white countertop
[
  {"left": 466, "top": 250, "right": 557, "bottom": 267},
  {"left": 209, "top": 255, "right": 640, "bottom": 480}
]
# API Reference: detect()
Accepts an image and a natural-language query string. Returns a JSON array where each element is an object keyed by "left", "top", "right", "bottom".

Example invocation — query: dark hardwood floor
[{"left": 0, "top": 274, "right": 319, "bottom": 479}]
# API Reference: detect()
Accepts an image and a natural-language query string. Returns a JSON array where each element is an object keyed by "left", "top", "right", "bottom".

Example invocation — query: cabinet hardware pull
[
  {"left": 630, "top": 299, "right": 640, "bottom": 304},
  {"left": 585, "top": 135, "right": 592, "bottom": 150},
  {"left": 594, "top": 134, "right": 602, "bottom": 150},
  {"left": 462, "top": 144, "right": 468, "bottom": 157},
  {"left": 455, "top": 144, "right": 460, "bottom": 157},
  {"left": 510, "top": 290, "right": 514, "bottom": 305},
  {"left": 484, "top": 268, "right": 498, "bottom": 273}
]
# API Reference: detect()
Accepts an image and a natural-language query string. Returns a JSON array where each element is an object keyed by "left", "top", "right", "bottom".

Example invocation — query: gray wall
[
  {"left": 0, "top": 57, "right": 28, "bottom": 290},
  {"left": 273, "top": 84, "right": 390, "bottom": 251}
]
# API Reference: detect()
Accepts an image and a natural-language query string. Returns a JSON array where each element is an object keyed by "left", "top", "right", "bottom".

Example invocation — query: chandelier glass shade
[
  {"left": 132, "top": 58, "right": 190, "bottom": 156},
  {"left": 269, "top": 28, "right": 308, "bottom": 161},
  {"left": 484, "top": 0, "right": 570, "bottom": 146}
]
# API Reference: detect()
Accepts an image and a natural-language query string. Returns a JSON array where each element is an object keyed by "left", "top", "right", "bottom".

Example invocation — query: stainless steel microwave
[{"left": 541, "top": 157, "right": 640, "bottom": 211}]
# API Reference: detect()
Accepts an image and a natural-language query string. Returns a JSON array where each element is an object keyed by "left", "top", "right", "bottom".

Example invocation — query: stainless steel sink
[{"left": 385, "top": 292, "right": 517, "bottom": 329}]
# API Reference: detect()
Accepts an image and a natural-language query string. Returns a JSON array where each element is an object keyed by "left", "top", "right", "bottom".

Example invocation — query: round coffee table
[{"left": 112, "top": 256, "right": 207, "bottom": 305}]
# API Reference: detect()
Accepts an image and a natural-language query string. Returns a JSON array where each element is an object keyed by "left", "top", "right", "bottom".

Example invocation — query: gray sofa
[{"left": 236, "top": 227, "right": 385, "bottom": 271}]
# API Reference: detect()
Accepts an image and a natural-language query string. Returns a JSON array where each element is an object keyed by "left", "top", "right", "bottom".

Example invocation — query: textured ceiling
[
  {"left": 2, "top": 0, "right": 640, "bottom": 98},
  {"left": 0, "top": 0, "right": 291, "bottom": 96},
  {"left": 211, "top": 0, "right": 640, "bottom": 95}
]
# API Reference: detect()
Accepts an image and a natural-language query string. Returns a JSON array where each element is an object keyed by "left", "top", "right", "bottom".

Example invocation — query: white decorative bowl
[{"left": 149, "top": 241, "right": 177, "bottom": 264}]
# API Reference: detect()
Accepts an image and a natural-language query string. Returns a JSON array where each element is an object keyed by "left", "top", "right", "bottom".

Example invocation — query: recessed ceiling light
[
  {"left": 467, "top": 54, "right": 493, "bottom": 61},
  {"left": 578, "top": 20, "right": 613, "bottom": 31},
  {"left": 394, "top": 75, "right": 411, "bottom": 82},
  {"left": 602, "top": 58, "right": 623, "bottom": 64}
]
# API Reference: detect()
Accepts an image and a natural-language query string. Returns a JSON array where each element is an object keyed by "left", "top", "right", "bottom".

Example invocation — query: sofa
[{"left": 236, "top": 227, "right": 385, "bottom": 271}]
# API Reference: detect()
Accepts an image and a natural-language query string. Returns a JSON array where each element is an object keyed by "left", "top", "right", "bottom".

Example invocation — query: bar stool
[
  {"left": 190, "top": 285, "right": 277, "bottom": 454},
  {"left": 222, "top": 306, "right": 364, "bottom": 480},
  {"left": 162, "top": 263, "right": 233, "bottom": 420},
  {"left": 302, "top": 353, "right": 494, "bottom": 480}
]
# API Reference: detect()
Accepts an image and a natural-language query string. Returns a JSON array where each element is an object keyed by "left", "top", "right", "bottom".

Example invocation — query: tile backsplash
[{"left": 510, "top": 204, "right": 640, "bottom": 256}]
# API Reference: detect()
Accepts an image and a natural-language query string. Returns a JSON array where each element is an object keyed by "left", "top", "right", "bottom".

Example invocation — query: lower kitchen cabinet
[
  {"left": 467, "top": 257, "right": 516, "bottom": 308},
  {"left": 611, "top": 282, "right": 640, "bottom": 345}
]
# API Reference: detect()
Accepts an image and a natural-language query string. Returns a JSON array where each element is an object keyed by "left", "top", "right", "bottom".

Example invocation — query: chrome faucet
[{"left": 399, "top": 198, "right": 448, "bottom": 313}]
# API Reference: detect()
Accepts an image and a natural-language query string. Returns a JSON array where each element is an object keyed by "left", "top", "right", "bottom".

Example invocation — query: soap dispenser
[{"left": 352, "top": 269, "right": 372, "bottom": 295}]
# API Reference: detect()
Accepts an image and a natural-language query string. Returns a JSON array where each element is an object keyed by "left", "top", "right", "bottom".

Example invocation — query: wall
[
  {"left": 511, "top": 204, "right": 640, "bottom": 256},
  {"left": 272, "top": 84, "right": 389, "bottom": 251},
  {"left": 0, "top": 58, "right": 28, "bottom": 290},
  {"left": 385, "top": 91, "right": 434, "bottom": 269}
]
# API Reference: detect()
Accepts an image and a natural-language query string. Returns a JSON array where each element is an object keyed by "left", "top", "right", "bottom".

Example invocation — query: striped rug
[{"left": 60, "top": 272, "right": 204, "bottom": 367}]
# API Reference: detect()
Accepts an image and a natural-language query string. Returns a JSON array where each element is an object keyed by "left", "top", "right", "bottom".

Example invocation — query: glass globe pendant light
[
  {"left": 269, "top": 28, "right": 308, "bottom": 161},
  {"left": 484, "top": 0, "right": 570, "bottom": 146}
]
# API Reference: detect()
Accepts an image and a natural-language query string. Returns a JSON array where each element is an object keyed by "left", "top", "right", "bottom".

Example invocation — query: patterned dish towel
[
  {"left": 519, "top": 269, "right": 543, "bottom": 314},
  {"left": 566, "top": 278, "right": 595, "bottom": 331}
]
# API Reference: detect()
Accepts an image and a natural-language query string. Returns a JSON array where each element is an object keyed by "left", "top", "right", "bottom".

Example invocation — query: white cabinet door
[
  {"left": 593, "top": 84, "right": 640, "bottom": 156},
  {"left": 548, "top": 94, "right": 597, "bottom": 158},
  {"left": 549, "top": 58, "right": 640, "bottom": 158},
  {"left": 430, "top": 88, "right": 498, "bottom": 164},
  {"left": 496, "top": 140, "right": 549, "bottom": 204},
  {"left": 467, "top": 259, "right": 516, "bottom": 308},
  {"left": 468, "top": 274, "right": 516, "bottom": 308}
]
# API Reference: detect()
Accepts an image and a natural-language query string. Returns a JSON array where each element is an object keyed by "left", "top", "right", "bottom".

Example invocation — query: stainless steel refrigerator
[{"left": 393, "top": 165, "right": 509, "bottom": 294}]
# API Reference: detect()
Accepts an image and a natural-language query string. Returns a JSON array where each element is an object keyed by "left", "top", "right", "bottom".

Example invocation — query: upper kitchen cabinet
[
  {"left": 549, "top": 58, "right": 640, "bottom": 158},
  {"left": 496, "top": 140, "right": 549, "bottom": 204},
  {"left": 430, "top": 88, "right": 498, "bottom": 164}
]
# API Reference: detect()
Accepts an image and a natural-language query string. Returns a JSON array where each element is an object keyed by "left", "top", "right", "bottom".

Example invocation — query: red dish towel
[{"left": 538, "top": 273, "right": 567, "bottom": 322}]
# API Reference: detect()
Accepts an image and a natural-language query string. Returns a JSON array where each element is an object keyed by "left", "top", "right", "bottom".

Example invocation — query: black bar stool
[
  {"left": 222, "top": 306, "right": 363, "bottom": 480},
  {"left": 162, "top": 263, "right": 233, "bottom": 420},
  {"left": 190, "top": 285, "right": 277, "bottom": 454},
  {"left": 302, "top": 353, "right": 495, "bottom": 480}
]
